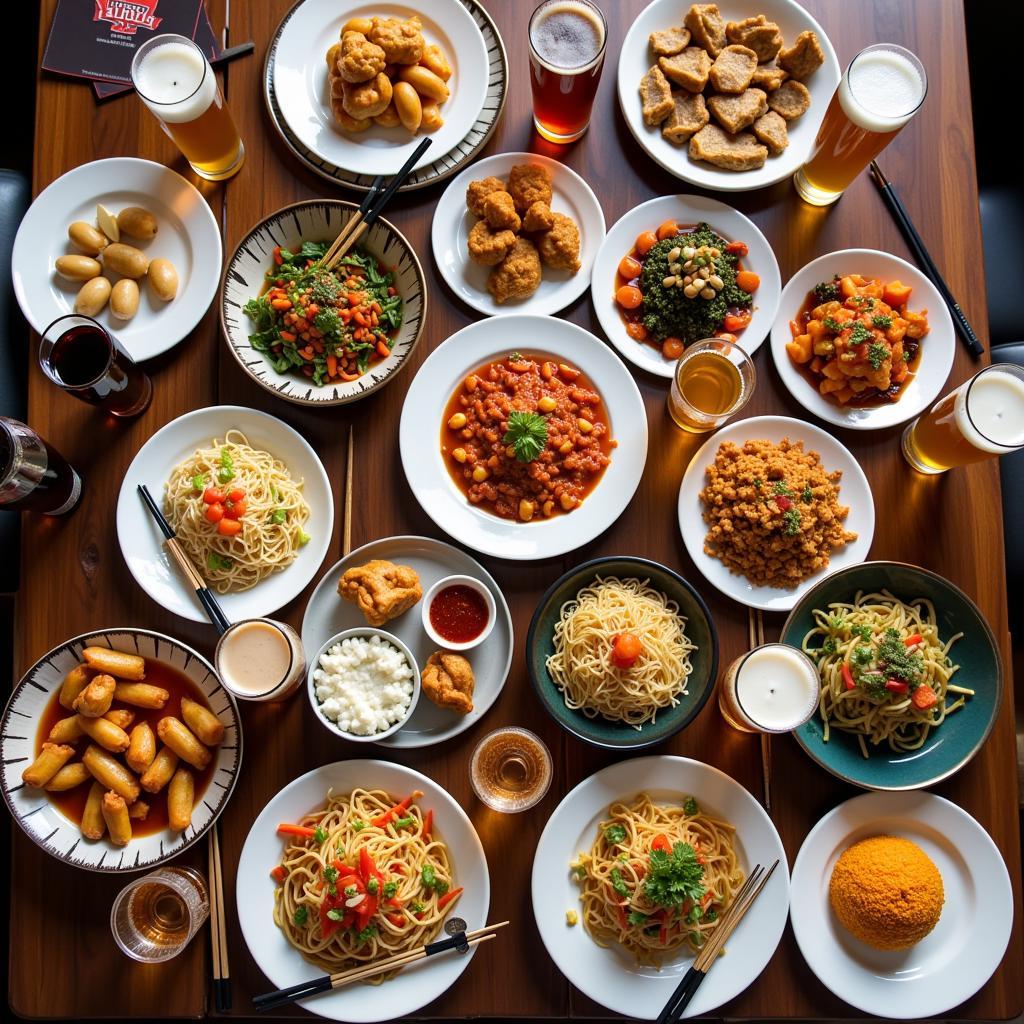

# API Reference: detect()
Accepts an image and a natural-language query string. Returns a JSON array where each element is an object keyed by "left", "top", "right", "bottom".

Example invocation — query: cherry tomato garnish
[
  {"left": 611, "top": 632, "right": 643, "bottom": 668},
  {"left": 203, "top": 487, "right": 226, "bottom": 505},
  {"left": 616, "top": 285, "right": 643, "bottom": 310},
  {"left": 618, "top": 255, "right": 642, "bottom": 279},
  {"left": 661, "top": 337, "right": 684, "bottom": 360},
  {"left": 656, "top": 219, "right": 679, "bottom": 240},
  {"left": 723, "top": 311, "right": 752, "bottom": 332},
  {"left": 227, "top": 488, "right": 246, "bottom": 503},
  {"left": 635, "top": 230, "right": 658, "bottom": 256},
  {"left": 726, "top": 241, "right": 749, "bottom": 257},
  {"left": 223, "top": 499, "right": 248, "bottom": 520},
  {"left": 204, "top": 502, "right": 225, "bottom": 523},
  {"left": 217, "top": 518, "right": 242, "bottom": 536},
  {"left": 626, "top": 322, "right": 648, "bottom": 341}
]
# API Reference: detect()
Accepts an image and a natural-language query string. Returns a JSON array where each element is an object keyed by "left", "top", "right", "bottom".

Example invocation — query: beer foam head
[
  {"left": 530, "top": 0, "right": 606, "bottom": 72},
  {"left": 958, "top": 367, "right": 1024, "bottom": 453},
  {"left": 132, "top": 36, "right": 217, "bottom": 124},
  {"left": 839, "top": 45, "right": 926, "bottom": 133}
]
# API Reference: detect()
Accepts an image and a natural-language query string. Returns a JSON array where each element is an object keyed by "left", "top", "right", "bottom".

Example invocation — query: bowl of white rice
[{"left": 307, "top": 628, "right": 420, "bottom": 742}]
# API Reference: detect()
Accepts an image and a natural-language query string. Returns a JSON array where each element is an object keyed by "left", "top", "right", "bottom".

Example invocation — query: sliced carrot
[
  {"left": 277, "top": 824, "right": 316, "bottom": 838},
  {"left": 735, "top": 270, "right": 760, "bottom": 293},
  {"left": 270, "top": 864, "right": 287, "bottom": 882},
  {"left": 437, "top": 887, "right": 463, "bottom": 910}
]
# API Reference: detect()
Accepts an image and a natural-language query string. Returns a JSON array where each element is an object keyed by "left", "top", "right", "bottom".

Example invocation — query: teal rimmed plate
[
  {"left": 527, "top": 557, "right": 718, "bottom": 750},
  {"left": 781, "top": 561, "right": 1003, "bottom": 791}
]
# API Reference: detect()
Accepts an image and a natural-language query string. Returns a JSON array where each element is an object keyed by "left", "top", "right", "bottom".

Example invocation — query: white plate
[
  {"left": 1, "top": 628, "right": 241, "bottom": 873},
  {"left": 273, "top": 0, "right": 489, "bottom": 177},
  {"left": 431, "top": 152, "right": 605, "bottom": 318},
  {"left": 790, "top": 791, "right": 1013, "bottom": 1019},
  {"left": 769, "top": 249, "right": 956, "bottom": 429},
  {"left": 12, "top": 158, "right": 221, "bottom": 361},
  {"left": 676, "top": 415, "right": 874, "bottom": 611},
  {"left": 301, "top": 535, "right": 513, "bottom": 748},
  {"left": 591, "top": 195, "right": 780, "bottom": 378},
  {"left": 237, "top": 759, "right": 490, "bottom": 1023},
  {"left": 532, "top": 755, "right": 790, "bottom": 1019},
  {"left": 399, "top": 316, "right": 648, "bottom": 561},
  {"left": 115, "top": 406, "right": 334, "bottom": 623},
  {"left": 617, "top": 0, "right": 840, "bottom": 192}
]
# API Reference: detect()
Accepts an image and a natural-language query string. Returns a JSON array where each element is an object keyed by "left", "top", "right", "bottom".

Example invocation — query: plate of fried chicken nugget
[
  {"left": 619, "top": 0, "right": 840, "bottom": 191},
  {"left": 431, "top": 151, "right": 605, "bottom": 317}
]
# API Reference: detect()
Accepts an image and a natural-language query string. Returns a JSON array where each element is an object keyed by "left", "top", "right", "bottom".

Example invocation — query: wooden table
[{"left": 10, "top": 0, "right": 1021, "bottom": 1019}]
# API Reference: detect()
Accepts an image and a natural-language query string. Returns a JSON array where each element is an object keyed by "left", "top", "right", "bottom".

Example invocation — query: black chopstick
[
  {"left": 363, "top": 137, "right": 433, "bottom": 227},
  {"left": 360, "top": 174, "right": 386, "bottom": 214},
  {"left": 869, "top": 161, "right": 984, "bottom": 359},
  {"left": 137, "top": 484, "right": 232, "bottom": 635},
  {"left": 212, "top": 42, "right": 255, "bottom": 68}
]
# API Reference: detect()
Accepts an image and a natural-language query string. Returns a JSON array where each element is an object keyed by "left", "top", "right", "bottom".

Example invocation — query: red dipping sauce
[{"left": 429, "top": 585, "right": 489, "bottom": 644}]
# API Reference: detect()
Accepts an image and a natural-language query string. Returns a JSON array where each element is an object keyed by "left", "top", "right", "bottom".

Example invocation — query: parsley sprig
[
  {"left": 504, "top": 411, "right": 548, "bottom": 463},
  {"left": 643, "top": 842, "right": 705, "bottom": 910}
]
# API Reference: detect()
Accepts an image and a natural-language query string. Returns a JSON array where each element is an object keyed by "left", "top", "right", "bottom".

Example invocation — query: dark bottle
[{"left": 0, "top": 417, "right": 83, "bottom": 515}]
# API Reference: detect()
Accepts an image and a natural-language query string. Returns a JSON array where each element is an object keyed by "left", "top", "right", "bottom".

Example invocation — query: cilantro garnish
[
  {"left": 643, "top": 842, "right": 705, "bottom": 910},
  {"left": 503, "top": 411, "right": 549, "bottom": 463},
  {"left": 872, "top": 314, "right": 893, "bottom": 329},
  {"left": 782, "top": 509, "right": 802, "bottom": 535},
  {"left": 604, "top": 824, "right": 627, "bottom": 845}
]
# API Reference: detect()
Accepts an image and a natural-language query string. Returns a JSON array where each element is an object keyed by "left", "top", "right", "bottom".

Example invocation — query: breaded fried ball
[
  {"left": 507, "top": 164, "right": 553, "bottom": 213},
  {"left": 483, "top": 190, "right": 521, "bottom": 232},
  {"left": 331, "top": 99, "right": 372, "bottom": 132},
  {"left": 522, "top": 201, "right": 554, "bottom": 233},
  {"left": 487, "top": 237, "right": 542, "bottom": 303},
  {"left": 466, "top": 177, "right": 507, "bottom": 218},
  {"left": 537, "top": 212, "right": 582, "bottom": 273},
  {"left": 339, "top": 31, "right": 386, "bottom": 83},
  {"left": 368, "top": 16, "right": 425, "bottom": 65},
  {"left": 467, "top": 220, "right": 517, "bottom": 267},
  {"left": 342, "top": 72, "right": 393, "bottom": 119},
  {"left": 421, "top": 652, "right": 475, "bottom": 715}
]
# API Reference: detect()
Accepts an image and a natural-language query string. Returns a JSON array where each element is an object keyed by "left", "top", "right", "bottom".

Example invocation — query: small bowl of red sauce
[{"left": 422, "top": 575, "right": 496, "bottom": 651}]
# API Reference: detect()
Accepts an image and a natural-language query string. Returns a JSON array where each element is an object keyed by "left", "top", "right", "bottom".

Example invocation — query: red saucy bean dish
[{"left": 440, "top": 353, "right": 615, "bottom": 522}]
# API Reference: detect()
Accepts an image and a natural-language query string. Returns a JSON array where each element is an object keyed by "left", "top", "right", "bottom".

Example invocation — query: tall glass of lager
[
  {"left": 131, "top": 35, "right": 244, "bottom": 181},
  {"left": 794, "top": 44, "right": 926, "bottom": 206},
  {"left": 901, "top": 364, "right": 1024, "bottom": 474}
]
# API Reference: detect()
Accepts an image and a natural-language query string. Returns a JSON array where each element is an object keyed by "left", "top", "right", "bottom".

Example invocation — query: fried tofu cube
[
  {"left": 709, "top": 44, "right": 758, "bottom": 93},
  {"left": 649, "top": 26, "right": 691, "bottom": 56},
  {"left": 751, "top": 65, "right": 787, "bottom": 91},
  {"left": 684, "top": 4, "right": 727, "bottom": 57},
  {"left": 778, "top": 30, "right": 825, "bottom": 80},
  {"left": 640, "top": 65, "right": 675, "bottom": 126},
  {"left": 659, "top": 47, "right": 712, "bottom": 93},
  {"left": 689, "top": 124, "right": 768, "bottom": 171},
  {"left": 768, "top": 79, "right": 811, "bottom": 120},
  {"left": 707, "top": 88, "right": 767, "bottom": 133},
  {"left": 752, "top": 110, "right": 789, "bottom": 154},
  {"left": 662, "top": 91, "right": 709, "bottom": 144},
  {"left": 725, "top": 16, "right": 783, "bottom": 63}
]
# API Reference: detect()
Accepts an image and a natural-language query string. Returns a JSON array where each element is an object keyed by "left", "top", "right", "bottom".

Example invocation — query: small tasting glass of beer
[
  {"left": 529, "top": 0, "right": 607, "bottom": 143},
  {"left": 39, "top": 314, "right": 152, "bottom": 417},
  {"left": 470, "top": 726, "right": 552, "bottom": 813},
  {"left": 111, "top": 866, "right": 209, "bottom": 963},
  {"left": 901, "top": 363, "right": 1024, "bottom": 474},
  {"left": 131, "top": 34, "right": 244, "bottom": 181},
  {"left": 667, "top": 337, "right": 755, "bottom": 433},
  {"left": 718, "top": 643, "right": 820, "bottom": 734},
  {"left": 794, "top": 44, "right": 927, "bottom": 206}
]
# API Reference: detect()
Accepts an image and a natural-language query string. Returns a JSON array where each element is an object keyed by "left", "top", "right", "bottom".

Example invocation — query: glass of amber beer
[
  {"left": 131, "top": 34, "right": 244, "bottom": 181},
  {"left": 901, "top": 364, "right": 1024, "bottom": 474},
  {"left": 667, "top": 337, "right": 755, "bottom": 433},
  {"left": 529, "top": 0, "right": 607, "bottom": 143},
  {"left": 794, "top": 44, "right": 926, "bottom": 206}
]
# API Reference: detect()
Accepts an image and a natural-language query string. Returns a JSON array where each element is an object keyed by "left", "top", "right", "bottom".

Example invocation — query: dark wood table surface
[{"left": 10, "top": 0, "right": 1021, "bottom": 1019}]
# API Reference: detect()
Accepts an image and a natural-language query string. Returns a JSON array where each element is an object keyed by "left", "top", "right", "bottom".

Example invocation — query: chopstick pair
[
  {"left": 869, "top": 161, "right": 984, "bottom": 358},
  {"left": 747, "top": 609, "right": 771, "bottom": 814},
  {"left": 208, "top": 823, "right": 231, "bottom": 1011},
  {"left": 252, "top": 920, "right": 508, "bottom": 1011},
  {"left": 137, "top": 485, "right": 231, "bottom": 635},
  {"left": 320, "top": 136, "right": 433, "bottom": 271},
  {"left": 655, "top": 860, "right": 779, "bottom": 1024}
]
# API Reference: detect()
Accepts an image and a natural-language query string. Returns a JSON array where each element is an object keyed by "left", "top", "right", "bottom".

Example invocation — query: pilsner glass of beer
[
  {"left": 529, "top": 0, "right": 607, "bottom": 143},
  {"left": 793, "top": 44, "right": 926, "bottom": 206},
  {"left": 131, "top": 34, "right": 244, "bottom": 181},
  {"left": 901, "top": 363, "right": 1024, "bottom": 474}
]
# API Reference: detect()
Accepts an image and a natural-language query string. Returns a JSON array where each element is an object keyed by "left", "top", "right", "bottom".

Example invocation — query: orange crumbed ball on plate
[{"left": 829, "top": 835, "right": 944, "bottom": 950}]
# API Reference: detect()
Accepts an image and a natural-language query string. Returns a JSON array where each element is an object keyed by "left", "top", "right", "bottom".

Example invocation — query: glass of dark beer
[
  {"left": 1, "top": 417, "right": 83, "bottom": 515},
  {"left": 529, "top": 0, "right": 607, "bottom": 143},
  {"left": 39, "top": 314, "right": 153, "bottom": 418}
]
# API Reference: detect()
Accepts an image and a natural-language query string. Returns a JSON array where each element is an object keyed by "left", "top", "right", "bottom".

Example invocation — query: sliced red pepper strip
[
  {"left": 421, "top": 810, "right": 433, "bottom": 841},
  {"left": 841, "top": 663, "right": 856, "bottom": 691},
  {"left": 371, "top": 791, "right": 423, "bottom": 828},
  {"left": 437, "top": 886, "right": 463, "bottom": 910},
  {"left": 885, "top": 679, "right": 909, "bottom": 694},
  {"left": 385, "top": 912, "right": 405, "bottom": 928},
  {"left": 904, "top": 634, "right": 923, "bottom": 647},
  {"left": 277, "top": 824, "right": 316, "bottom": 838},
  {"left": 651, "top": 834, "right": 672, "bottom": 854}
]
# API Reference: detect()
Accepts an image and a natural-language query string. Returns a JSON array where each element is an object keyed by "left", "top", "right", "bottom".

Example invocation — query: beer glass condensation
[
  {"left": 794, "top": 44, "right": 926, "bottom": 206},
  {"left": 131, "top": 35, "right": 244, "bottom": 181},
  {"left": 901, "top": 363, "right": 1024, "bottom": 474}
]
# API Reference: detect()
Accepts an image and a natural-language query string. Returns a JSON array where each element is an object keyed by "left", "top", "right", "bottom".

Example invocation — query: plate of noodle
[
  {"left": 527, "top": 557, "right": 718, "bottom": 749},
  {"left": 237, "top": 759, "right": 489, "bottom": 1022},
  {"left": 781, "top": 561, "right": 1003, "bottom": 791},
  {"left": 532, "top": 756, "right": 789, "bottom": 1019},
  {"left": 116, "top": 406, "right": 333, "bottom": 623}
]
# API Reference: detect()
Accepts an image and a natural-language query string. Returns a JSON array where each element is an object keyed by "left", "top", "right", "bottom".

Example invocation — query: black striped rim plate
[
  {"left": 262, "top": 0, "right": 508, "bottom": 192},
  {"left": 220, "top": 200, "right": 427, "bottom": 406},
  {"left": 1, "top": 629, "right": 242, "bottom": 874}
]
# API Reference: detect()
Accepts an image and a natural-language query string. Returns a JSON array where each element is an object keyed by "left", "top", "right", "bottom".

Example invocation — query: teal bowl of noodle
[{"left": 780, "top": 561, "right": 1003, "bottom": 791}]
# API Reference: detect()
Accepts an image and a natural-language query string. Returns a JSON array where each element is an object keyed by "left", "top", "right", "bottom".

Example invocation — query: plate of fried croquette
[{"left": 431, "top": 151, "right": 605, "bottom": 317}]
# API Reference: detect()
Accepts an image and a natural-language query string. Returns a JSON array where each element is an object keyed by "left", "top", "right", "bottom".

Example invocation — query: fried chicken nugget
[
  {"left": 537, "top": 212, "right": 582, "bottom": 273},
  {"left": 507, "top": 164, "right": 553, "bottom": 213},
  {"left": 468, "top": 220, "right": 517, "bottom": 267},
  {"left": 487, "top": 237, "right": 542, "bottom": 303},
  {"left": 483, "top": 190, "right": 521, "bottom": 232},
  {"left": 368, "top": 16, "right": 424, "bottom": 65},
  {"left": 338, "top": 559, "right": 422, "bottom": 627},
  {"left": 466, "top": 177, "right": 507, "bottom": 218},
  {"left": 342, "top": 72, "right": 393, "bottom": 120},
  {"left": 522, "top": 200, "right": 554, "bottom": 233},
  {"left": 339, "top": 31, "right": 386, "bottom": 83},
  {"left": 332, "top": 98, "right": 372, "bottom": 132},
  {"left": 421, "top": 652, "right": 475, "bottom": 715}
]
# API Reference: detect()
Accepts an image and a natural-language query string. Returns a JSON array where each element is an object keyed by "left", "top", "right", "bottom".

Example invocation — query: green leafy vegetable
[
  {"left": 643, "top": 842, "right": 705, "bottom": 910},
  {"left": 627, "top": 910, "right": 650, "bottom": 926},
  {"left": 350, "top": 818, "right": 366, "bottom": 831},
  {"left": 313, "top": 826, "right": 327, "bottom": 844},
  {"left": 604, "top": 824, "right": 628, "bottom": 845},
  {"left": 217, "top": 447, "right": 235, "bottom": 484},
  {"left": 610, "top": 868, "right": 630, "bottom": 898},
  {"left": 683, "top": 797, "right": 699, "bottom": 816},
  {"left": 191, "top": 474, "right": 206, "bottom": 491},
  {"left": 383, "top": 881, "right": 398, "bottom": 899},
  {"left": 293, "top": 906, "right": 308, "bottom": 926},
  {"left": 206, "top": 552, "right": 233, "bottom": 572},
  {"left": 269, "top": 508, "right": 287, "bottom": 525},
  {"left": 503, "top": 411, "right": 549, "bottom": 463}
]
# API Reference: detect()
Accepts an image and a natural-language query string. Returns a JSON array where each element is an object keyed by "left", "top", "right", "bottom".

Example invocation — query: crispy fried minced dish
[
  {"left": 338, "top": 559, "right": 422, "bottom": 626},
  {"left": 699, "top": 438, "right": 856, "bottom": 588},
  {"left": 421, "top": 651, "right": 475, "bottom": 715},
  {"left": 829, "top": 835, "right": 944, "bottom": 950}
]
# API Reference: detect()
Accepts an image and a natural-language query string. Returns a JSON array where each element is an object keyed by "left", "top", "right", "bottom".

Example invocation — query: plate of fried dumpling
[
  {"left": 619, "top": 0, "right": 840, "bottom": 190},
  {"left": 301, "top": 536, "right": 513, "bottom": 747}
]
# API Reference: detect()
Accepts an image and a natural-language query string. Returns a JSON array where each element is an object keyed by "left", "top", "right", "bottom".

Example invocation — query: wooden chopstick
[
  {"left": 252, "top": 921, "right": 508, "bottom": 1011},
  {"left": 208, "top": 823, "right": 231, "bottom": 1011},
  {"left": 343, "top": 424, "right": 353, "bottom": 557},
  {"left": 869, "top": 160, "right": 984, "bottom": 358},
  {"left": 746, "top": 609, "right": 771, "bottom": 813},
  {"left": 319, "top": 174, "right": 385, "bottom": 270}
]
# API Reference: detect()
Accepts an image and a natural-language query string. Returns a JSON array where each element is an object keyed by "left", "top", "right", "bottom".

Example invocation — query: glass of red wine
[
  {"left": 0, "top": 417, "right": 83, "bottom": 515},
  {"left": 38, "top": 314, "right": 152, "bottom": 417}
]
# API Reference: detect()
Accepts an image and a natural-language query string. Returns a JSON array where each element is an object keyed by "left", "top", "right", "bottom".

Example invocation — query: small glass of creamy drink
[
  {"left": 214, "top": 618, "right": 305, "bottom": 702},
  {"left": 718, "top": 643, "right": 819, "bottom": 734}
]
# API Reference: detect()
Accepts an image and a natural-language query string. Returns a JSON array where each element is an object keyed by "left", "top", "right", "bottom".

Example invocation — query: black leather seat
[{"left": 992, "top": 343, "right": 1024, "bottom": 634}]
